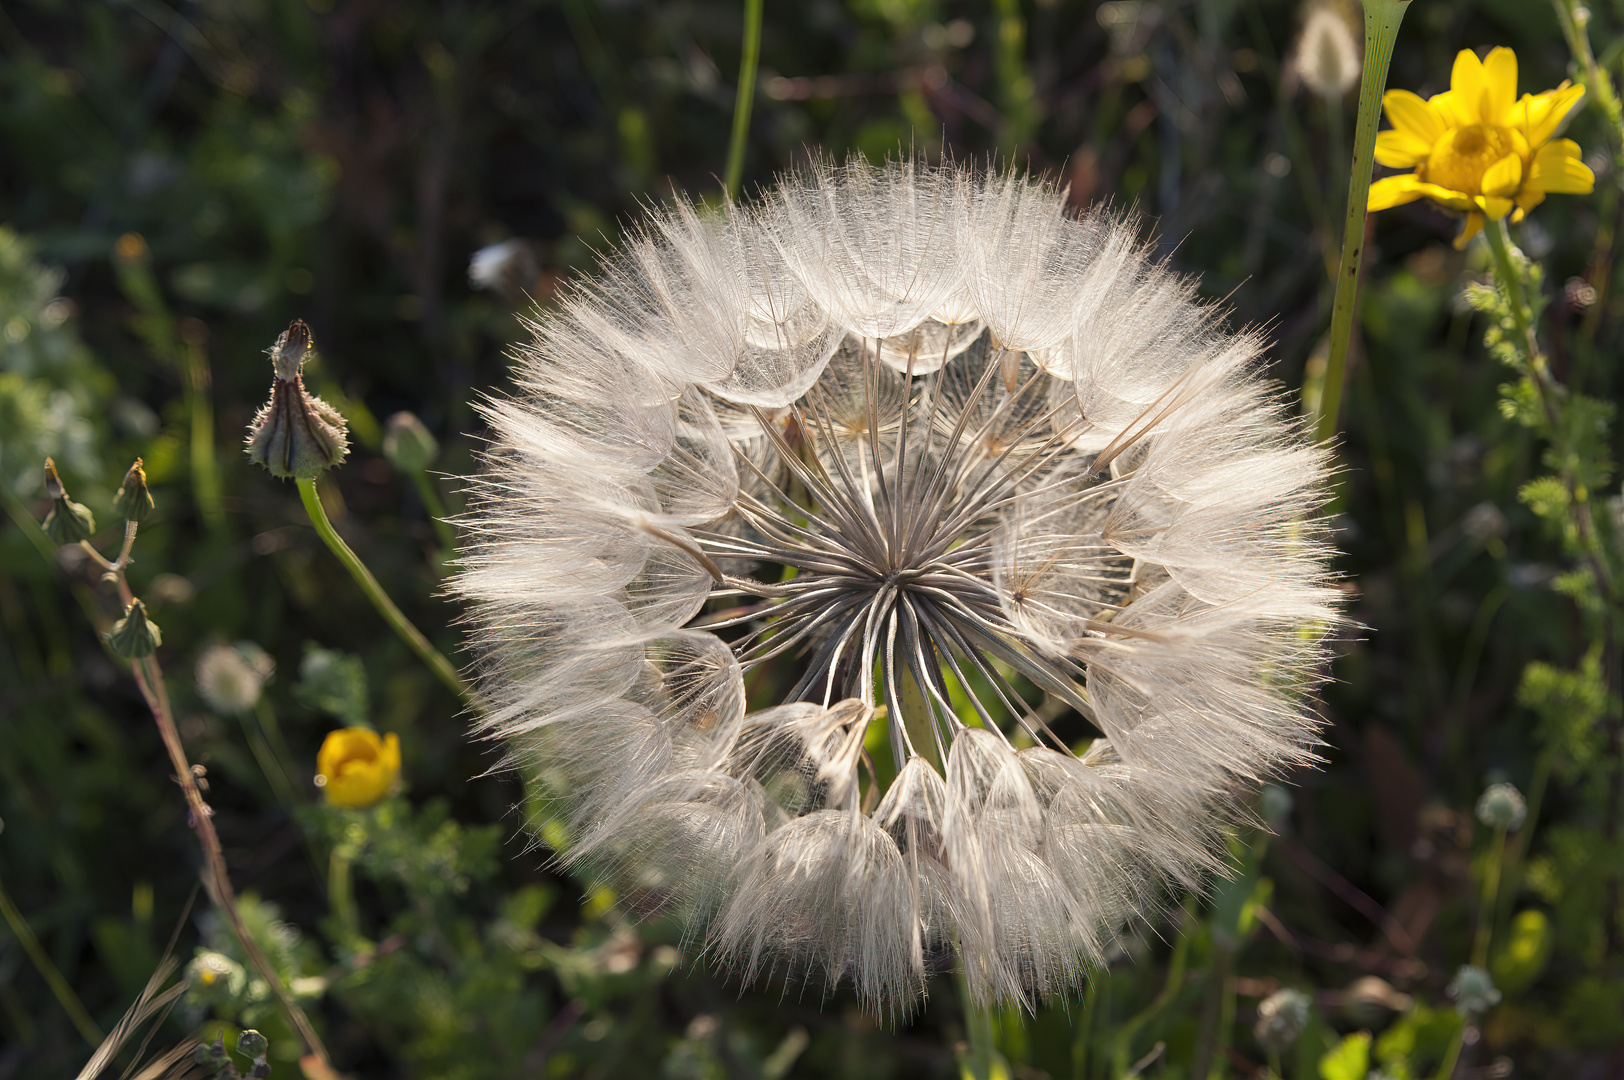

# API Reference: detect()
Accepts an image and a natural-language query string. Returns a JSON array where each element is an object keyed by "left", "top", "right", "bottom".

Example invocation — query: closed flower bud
[
  {"left": 236, "top": 1029, "right": 269, "bottom": 1061},
  {"left": 383, "top": 411, "right": 439, "bottom": 473},
  {"left": 1254, "top": 987, "right": 1312, "bottom": 1053},
  {"left": 41, "top": 458, "right": 96, "bottom": 544},
  {"left": 1476, "top": 782, "right": 1527, "bottom": 830},
  {"left": 245, "top": 320, "right": 350, "bottom": 480},
  {"left": 186, "top": 951, "right": 247, "bottom": 1004},
  {"left": 1447, "top": 964, "right": 1502, "bottom": 1014},
  {"left": 112, "top": 458, "right": 154, "bottom": 522},
  {"left": 107, "top": 598, "right": 162, "bottom": 658},
  {"left": 315, "top": 727, "right": 401, "bottom": 808}
]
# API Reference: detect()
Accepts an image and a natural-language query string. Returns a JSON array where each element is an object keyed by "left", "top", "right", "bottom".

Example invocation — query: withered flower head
[{"left": 245, "top": 320, "right": 350, "bottom": 480}]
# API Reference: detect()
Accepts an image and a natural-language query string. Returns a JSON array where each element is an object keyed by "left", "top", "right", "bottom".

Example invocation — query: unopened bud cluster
[{"left": 245, "top": 319, "right": 350, "bottom": 480}]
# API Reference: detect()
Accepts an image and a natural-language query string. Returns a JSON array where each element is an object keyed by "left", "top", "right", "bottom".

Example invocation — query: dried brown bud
[{"left": 245, "top": 320, "right": 350, "bottom": 480}]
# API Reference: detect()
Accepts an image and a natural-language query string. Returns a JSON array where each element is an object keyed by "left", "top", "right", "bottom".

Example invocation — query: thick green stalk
[
  {"left": 953, "top": 957, "right": 1007, "bottom": 1080},
  {"left": 0, "top": 872, "right": 103, "bottom": 1045},
  {"left": 723, "top": 0, "right": 763, "bottom": 201},
  {"left": 1553, "top": 0, "right": 1624, "bottom": 164},
  {"left": 296, "top": 478, "right": 474, "bottom": 707},
  {"left": 1313, "top": 0, "right": 1411, "bottom": 444}
]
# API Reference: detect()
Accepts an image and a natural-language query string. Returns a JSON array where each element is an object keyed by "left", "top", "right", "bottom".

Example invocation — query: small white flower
[
  {"left": 1255, "top": 987, "right": 1312, "bottom": 1053},
  {"left": 1475, "top": 782, "right": 1527, "bottom": 830},
  {"left": 455, "top": 162, "right": 1340, "bottom": 1015},
  {"left": 195, "top": 642, "right": 274, "bottom": 715}
]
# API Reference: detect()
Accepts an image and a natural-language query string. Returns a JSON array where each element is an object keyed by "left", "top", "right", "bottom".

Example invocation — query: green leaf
[{"left": 1318, "top": 1031, "right": 1370, "bottom": 1080}]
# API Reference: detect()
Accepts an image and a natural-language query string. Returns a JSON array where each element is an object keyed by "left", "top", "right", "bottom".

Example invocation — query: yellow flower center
[{"left": 1424, "top": 124, "right": 1518, "bottom": 195}]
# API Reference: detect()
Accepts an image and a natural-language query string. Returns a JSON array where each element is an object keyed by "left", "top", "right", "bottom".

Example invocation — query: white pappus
[{"left": 453, "top": 161, "right": 1341, "bottom": 1017}]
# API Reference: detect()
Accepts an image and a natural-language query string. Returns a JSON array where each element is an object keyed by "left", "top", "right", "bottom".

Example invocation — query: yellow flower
[
  {"left": 315, "top": 728, "right": 400, "bottom": 808},
  {"left": 1368, "top": 47, "right": 1593, "bottom": 247}
]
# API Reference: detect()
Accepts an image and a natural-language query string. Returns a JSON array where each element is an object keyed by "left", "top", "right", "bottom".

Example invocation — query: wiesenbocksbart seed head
[{"left": 454, "top": 161, "right": 1341, "bottom": 1017}]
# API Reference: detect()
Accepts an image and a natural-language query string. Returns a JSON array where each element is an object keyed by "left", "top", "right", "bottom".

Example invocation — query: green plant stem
[
  {"left": 410, "top": 471, "right": 457, "bottom": 551},
  {"left": 1113, "top": 909, "right": 1191, "bottom": 1074},
  {"left": 183, "top": 337, "right": 226, "bottom": 535},
  {"left": 1472, "top": 824, "right": 1507, "bottom": 968},
  {"left": 954, "top": 956, "right": 1003, "bottom": 1080},
  {"left": 1314, "top": 0, "right": 1410, "bottom": 444},
  {"left": 723, "top": 0, "right": 763, "bottom": 201},
  {"left": 0, "top": 871, "right": 103, "bottom": 1045},
  {"left": 1496, "top": 751, "right": 1552, "bottom": 941},
  {"left": 1431, "top": 1024, "right": 1465, "bottom": 1080},
  {"left": 329, "top": 847, "right": 360, "bottom": 944},
  {"left": 296, "top": 477, "right": 474, "bottom": 708},
  {"left": 1553, "top": 0, "right": 1624, "bottom": 164}
]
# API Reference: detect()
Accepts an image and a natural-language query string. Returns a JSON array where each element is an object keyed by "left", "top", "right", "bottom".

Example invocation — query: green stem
[
  {"left": 954, "top": 956, "right": 1003, "bottom": 1080},
  {"left": 1431, "top": 1025, "right": 1464, "bottom": 1080},
  {"left": 723, "top": 0, "right": 763, "bottom": 201},
  {"left": 1553, "top": 0, "right": 1624, "bottom": 165},
  {"left": 1496, "top": 751, "right": 1552, "bottom": 940},
  {"left": 410, "top": 471, "right": 458, "bottom": 552},
  {"left": 329, "top": 847, "right": 360, "bottom": 944},
  {"left": 0, "top": 871, "right": 103, "bottom": 1045},
  {"left": 1113, "top": 909, "right": 1191, "bottom": 1074},
  {"left": 1471, "top": 825, "right": 1507, "bottom": 968},
  {"left": 239, "top": 709, "right": 299, "bottom": 811},
  {"left": 296, "top": 478, "right": 474, "bottom": 707},
  {"left": 1313, "top": 0, "right": 1410, "bottom": 444},
  {"left": 184, "top": 338, "right": 225, "bottom": 535}
]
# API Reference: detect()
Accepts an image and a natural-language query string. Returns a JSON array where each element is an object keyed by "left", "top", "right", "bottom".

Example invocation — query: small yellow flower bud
[
  {"left": 112, "top": 458, "right": 154, "bottom": 523},
  {"left": 245, "top": 320, "right": 350, "bottom": 480},
  {"left": 107, "top": 598, "right": 162, "bottom": 658},
  {"left": 41, "top": 458, "right": 96, "bottom": 544},
  {"left": 383, "top": 411, "right": 440, "bottom": 473},
  {"left": 315, "top": 727, "right": 401, "bottom": 808}
]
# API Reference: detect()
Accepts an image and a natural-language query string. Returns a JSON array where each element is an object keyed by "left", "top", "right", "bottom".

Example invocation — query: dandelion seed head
[
  {"left": 195, "top": 642, "right": 275, "bottom": 715},
  {"left": 455, "top": 162, "right": 1341, "bottom": 1015}
]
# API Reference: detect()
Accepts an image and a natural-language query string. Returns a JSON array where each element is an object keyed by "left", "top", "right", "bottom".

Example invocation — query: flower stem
[
  {"left": 723, "top": 0, "right": 763, "bottom": 201},
  {"left": 126, "top": 631, "right": 331, "bottom": 1069},
  {"left": 0, "top": 872, "right": 103, "bottom": 1045},
  {"left": 954, "top": 958, "right": 1005, "bottom": 1080},
  {"left": 1472, "top": 824, "right": 1508, "bottom": 968},
  {"left": 1313, "top": 0, "right": 1411, "bottom": 444},
  {"left": 1553, "top": 0, "right": 1624, "bottom": 165},
  {"left": 296, "top": 477, "right": 474, "bottom": 707}
]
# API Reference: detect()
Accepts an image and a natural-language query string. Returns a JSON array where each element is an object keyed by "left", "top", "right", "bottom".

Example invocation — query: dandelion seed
[
  {"left": 195, "top": 642, "right": 275, "bottom": 716},
  {"left": 1369, "top": 47, "right": 1594, "bottom": 248},
  {"left": 455, "top": 162, "right": 1341, "bottom": 1014},
  {"left": 1293, "top": 4, "right": 1360, "bottom": 100}
]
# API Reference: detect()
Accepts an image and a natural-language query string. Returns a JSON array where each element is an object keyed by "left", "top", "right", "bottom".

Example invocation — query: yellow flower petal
[
  {"left": 1482, "top": 47, "right": 1518, "bottom": 124},
  {"left": 1376, "top": 129, "right": 1434, "bottom": 168},
  {"left": 1368, "top": 173, "right": 1427, "bottom": 211},
  {"left": 1515, "top": 188, "right": 1548, "bottom": 216},
  {"left": 1480, "top": 153, "right": 1523, "bottom": 197},
  {"left": 1511, "top": 84, "right": 1586, "bottom": 147},
  {"left": 1454, "top": 212, "right": 1486, "bottom": 250},
  {"left": 1474, "top": 194, "right": 1514, "bottom": 219},
  {"left": 1528, "top": 139, "right": 1595, "bottom": 194},
  {"left": 1383, "top": 89, "right": 1444, "bottom": 143},
  {"left": 1412, "top": 180, "right": 1475, "bottom": 212},
  {"left": 317, "top": 727, "right": 402, "bottom": 809},
  {"left": 1448, "top": 49, "right": 1491, "bottom": 124}
]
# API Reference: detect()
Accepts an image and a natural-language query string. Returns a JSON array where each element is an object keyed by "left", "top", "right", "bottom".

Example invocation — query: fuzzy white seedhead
[{"left": 455, "top": 161, "right": 1340, "bottom": 1017}]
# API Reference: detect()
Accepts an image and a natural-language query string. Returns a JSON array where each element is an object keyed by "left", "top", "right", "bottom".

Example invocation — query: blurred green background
[{"left": 1, "top": 0, "right": 1621, "bottom": 1077}]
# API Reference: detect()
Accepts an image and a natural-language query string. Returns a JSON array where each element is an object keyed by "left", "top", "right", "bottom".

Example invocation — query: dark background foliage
[{"left": 1, "top": 0, "right": 1620, "bottom": 1077}]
